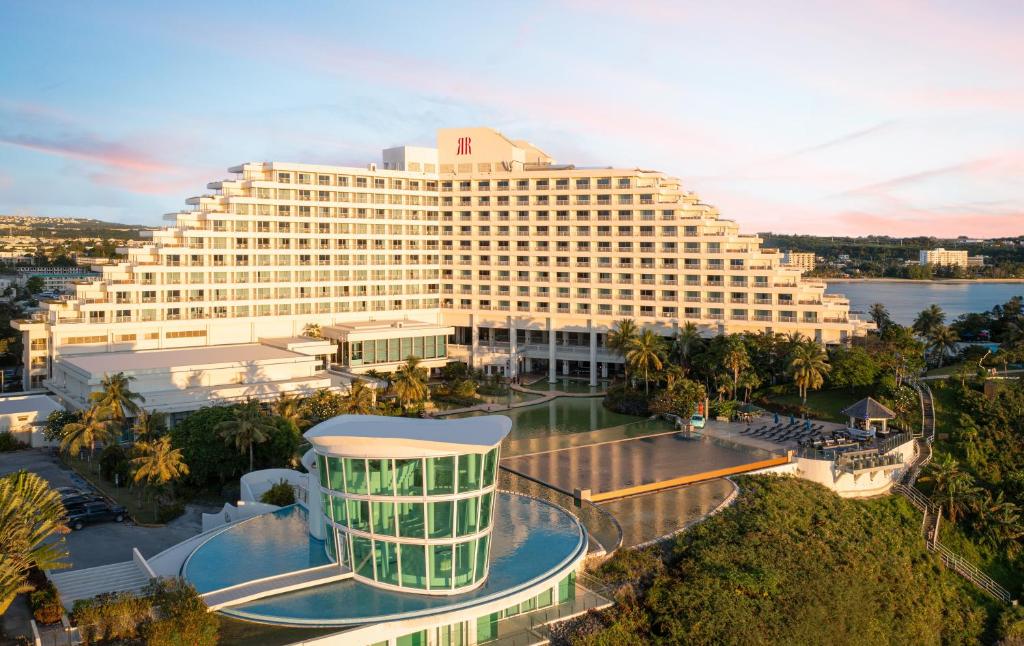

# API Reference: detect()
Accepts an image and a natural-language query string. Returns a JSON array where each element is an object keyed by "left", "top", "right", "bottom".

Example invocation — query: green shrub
[
  {"left": 259, "top": 480, "right": 296, "bottom": 507},
  {"left": 29, "top": 581, "right": 63, "bottom": 624},
  {"left": 72, "top": 591, "right": 153, "bottom": 644},
  {"left": 0, "top": 431, "right": 28, "bottom": 452},
  {"left": 602, "top": 384, "right": 649, "bottom": 416},
  {"left": 142, "top": 578, "right": 217, "bottom": 646}
]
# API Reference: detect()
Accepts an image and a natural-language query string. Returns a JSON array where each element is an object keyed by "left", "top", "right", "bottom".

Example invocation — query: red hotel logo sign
[{"left": 456, "top": 136, "right": 472, "bottom": 155}]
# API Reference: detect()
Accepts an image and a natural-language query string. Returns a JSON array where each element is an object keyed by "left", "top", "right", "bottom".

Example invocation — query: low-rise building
[
  {"left": 0, "top": 393, "right": 63, "bottom": 447},
  {"left": 918, "top": 248, "right": 969, "bottom": 267},
  {"left": 16, "top": 266, "right": 101, "bottom": 293},
  {"left": 782, "top": 251, "right": 816, "bottom": 272}
]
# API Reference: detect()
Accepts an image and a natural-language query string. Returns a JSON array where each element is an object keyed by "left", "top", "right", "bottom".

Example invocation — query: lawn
[
  {"left": 761, "top": 387, "right": 868, "bottom": 423},
  {"left": 63, "top": 454, "right": 168, "bottom": 524}
]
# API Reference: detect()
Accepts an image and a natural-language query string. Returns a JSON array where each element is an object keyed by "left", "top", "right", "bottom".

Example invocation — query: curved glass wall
[{"left": 314, "top": 448, "right": 500, "bottom": 594}]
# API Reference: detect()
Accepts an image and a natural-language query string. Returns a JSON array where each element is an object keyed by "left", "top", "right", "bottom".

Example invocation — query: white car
[{"left": 689, "top": 414, "right": 706, "bottom": 429}]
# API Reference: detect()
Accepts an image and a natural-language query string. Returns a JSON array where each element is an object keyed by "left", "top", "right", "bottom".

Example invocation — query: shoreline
[{"left": 823, "top": 278, "right": 1024, "bottom": 284}]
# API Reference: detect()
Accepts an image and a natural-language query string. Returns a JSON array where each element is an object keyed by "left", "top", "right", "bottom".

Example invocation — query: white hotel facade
[{"left": 15, "top": 128, "right": 868, "bottom": 393}]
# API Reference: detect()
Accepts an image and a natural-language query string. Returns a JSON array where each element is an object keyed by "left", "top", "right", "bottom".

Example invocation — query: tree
[
  {"left": 648, "top": 378, "right": 706, "bottom": 419},
  {"left": 788, "top": 342, "right": 831, "bottom": 405},
  {"left": 920, "top": 454, "right": 979, "bottom": 524},
  {"left": 926, "top": 324, "right": 959, "bottom": 367},
  {"left": 720, "top": 335, "right": 750, "bottom": 400},
  {"left": 302, "top": 323, "right": 322, "bottom": 339},
  {"left": 625, "top": 329, "right": 666, "bottom": 395},
  {"left": 390, "top": 356, "right": 430, "bottom": 412},
  {"left": 132, "top": 409, "right": 167, "bottom": 440},
  {"left": 131, "top": 437, "right": 189, "bottom": 512},
  {"left": 669, "top": 322, "right": 703, "bottom": 372},
  {"left": 342, "top": 378, "right": 376, "bottom": 415},
  {"left": 90, "top": 372, "right": 145, "bottom": 439},
  {"left": 169, "top": 406, "right": 245, "bottom": 487},
  {"left": 0, "top": 471, "right": 69, "bottom": 614},
  {"left": 271, "top": 394, "right": 310, "bottom": 432},
  {"left": 912, "top": 304, "right": 946, "bottom": 338},
  {"left": 971, "top": 491, "right": 1023, "bottom": 557},
  {"left": 43, "top": 409, "right": 80, "bottom": 443},
  {"left": 869, "top": 303, "right": 892, "bottom": 330},
  {"left": 24, "top": 276, "right": 44, "bottom": 294},
  {"left": 260, "top": 480, "right": 297, "bottom": 507},
  {"left": 828, "top": 345, "right": 880, "bottom": 390},
  {"left": 738, "top": 371, "right": 762, "bottom": 402},
  {"left": 215, "top": 400, "right": 276, "bottom": 473},
  {"left": 302, "top": 389, "right": 347, "bottom": 422},
  {"left": 606, "top": 319, "right": 639, "bottom": 377},
  {"left": 60, "top": 405, "right": 116, "bottom": 462}
]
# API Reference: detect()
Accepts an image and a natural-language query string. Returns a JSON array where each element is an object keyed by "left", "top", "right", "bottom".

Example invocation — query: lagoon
[{"left": 825, "top": 281, "right": 1023, "bottom": 325}]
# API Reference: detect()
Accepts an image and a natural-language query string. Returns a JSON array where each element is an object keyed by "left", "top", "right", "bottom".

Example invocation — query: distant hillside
[{"left": 0, "top": 215, "right": 153, "bottom": 240}]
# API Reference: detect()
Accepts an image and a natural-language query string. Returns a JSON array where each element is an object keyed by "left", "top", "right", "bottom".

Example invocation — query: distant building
[
  {"left": 918, "top": 248, "right": 982, "bottom": 268},
  {"left": 782, "top": 251, "right": 816, "bottom": 272},
  {"left": 15, "top": 266, "right": 101, "bottom": 293}
]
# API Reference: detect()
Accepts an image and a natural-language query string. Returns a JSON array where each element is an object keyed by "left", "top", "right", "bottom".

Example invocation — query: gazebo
[{"left": 840, "top": 397, "right": 896, "bottom": 433}]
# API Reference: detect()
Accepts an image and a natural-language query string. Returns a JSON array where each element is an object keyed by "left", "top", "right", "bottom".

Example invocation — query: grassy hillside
[{"left": 564, "top": 476, "right": 1015, "bottom": 646}]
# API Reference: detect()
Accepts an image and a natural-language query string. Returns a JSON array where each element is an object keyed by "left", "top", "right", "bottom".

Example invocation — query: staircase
[{"left": 49, "top": 561, "right": 151, "bottom": 609}]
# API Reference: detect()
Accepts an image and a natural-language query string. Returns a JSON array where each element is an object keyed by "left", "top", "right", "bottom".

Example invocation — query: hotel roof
[
  {"left": 305, "top": 415, "right": 511, "bottom": 457},
  {"left": 62, "top": 343, "right": 306, "bottom": 376}
]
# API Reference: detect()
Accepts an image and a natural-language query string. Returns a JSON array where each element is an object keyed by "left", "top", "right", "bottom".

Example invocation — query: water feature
[
  {"left": 826, "top": 280, "right": 1023, "bottom": 325},
  {"left": 599, "top": 478, "right": 735, "bottom": 547},
  {"left": 521, "top": 377, "right": 610, "bottom": 394}
]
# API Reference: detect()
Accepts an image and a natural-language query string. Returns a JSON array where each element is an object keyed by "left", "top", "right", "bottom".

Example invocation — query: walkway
[
  {"left": 49, "top": 561, "right": 151, "bottom": 610},
  {"left": 202, "top": 564, "right": 352, "bottom": 611}
]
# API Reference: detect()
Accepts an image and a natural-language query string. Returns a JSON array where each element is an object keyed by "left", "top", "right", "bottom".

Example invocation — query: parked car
[
  {"left": 60, "top": 493, "right": 106, "bottom": 509},
  {"left": 66, "top": 501, "right": 128, "bottom": 530},
  {"left": 689, "top": 414, "right": 706, "bottom": 429},
  {"left": 56, "top": 486, "right": 85, "bottom": 498}
]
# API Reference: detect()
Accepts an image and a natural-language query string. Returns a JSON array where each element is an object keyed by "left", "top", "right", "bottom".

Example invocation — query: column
[
  {"left": 470, "top": 314, "right": 479, "bottom": 369},
  {"left": 588, "top": 319, "right": 598, "bottom": 387},
  {"left": 548, "top": 317, "right": 557, "bottom": 384},
  {"left": 508, "top": 316, "right": 517, "bottom": 380},
  {"left": 601, "top": 362, "right": 609, "bottom": 378}
]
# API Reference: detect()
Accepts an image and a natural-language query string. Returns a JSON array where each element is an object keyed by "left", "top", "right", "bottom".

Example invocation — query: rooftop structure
[{"left": 14, "top": 127, "right": 868, "bottom": 391}]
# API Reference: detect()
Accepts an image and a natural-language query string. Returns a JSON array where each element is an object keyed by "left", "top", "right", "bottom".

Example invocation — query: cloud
[{"left": 0, "top": 132, "right": 175, "bottom": 173}]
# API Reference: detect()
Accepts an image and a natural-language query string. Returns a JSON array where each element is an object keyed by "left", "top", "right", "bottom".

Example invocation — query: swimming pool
[{"left": 182, "top": 493, "right": 586, "bottom": 626}]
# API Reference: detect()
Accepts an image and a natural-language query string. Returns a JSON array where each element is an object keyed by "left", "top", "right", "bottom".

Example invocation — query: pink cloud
[{"left": 0, "top": 133, "right": 175, "bottom": 173}]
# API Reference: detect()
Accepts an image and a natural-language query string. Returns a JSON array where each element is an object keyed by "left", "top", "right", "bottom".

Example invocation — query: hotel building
[{"left": 15, "top": 127, "right": 868, "bottom": 392}]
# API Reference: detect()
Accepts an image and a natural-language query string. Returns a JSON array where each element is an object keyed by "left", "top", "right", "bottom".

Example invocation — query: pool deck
[{"left": 203, "top": 564, "right": 353, "bottom": 611}]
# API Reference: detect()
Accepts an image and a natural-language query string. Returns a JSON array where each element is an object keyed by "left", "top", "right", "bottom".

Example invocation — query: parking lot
[{"left": 0, "top": 449, "right": 216, "bottom": 571}]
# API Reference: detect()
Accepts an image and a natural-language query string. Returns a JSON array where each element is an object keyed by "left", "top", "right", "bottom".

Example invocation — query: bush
[
  {"left": 0, "top": 431, "right": 28, "bottom": 452},
  {"left": 73, "top": 591, "right": 153, "bottom": 644},
  {"left": 29, "top": 581, "right": 63, "bottom": 624},
  {"left": 142, "top": 578, "right": 218, "bottom": 646},
  {"left": 260, "top": 479, "right": 296, "bottom": 507},
  {"left": 647, "top": 379, "right": 706, "bottom": 419},
  {"left": 156, "top": 503, "right": 185, "bottom": 524},
  {"left": 603, "top": 384, "right": 650, "bottom": 416}
]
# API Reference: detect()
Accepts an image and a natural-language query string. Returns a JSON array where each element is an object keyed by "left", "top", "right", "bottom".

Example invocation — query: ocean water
[{"left": 825, "top": 281, "right": 1023, "bottom": 325}]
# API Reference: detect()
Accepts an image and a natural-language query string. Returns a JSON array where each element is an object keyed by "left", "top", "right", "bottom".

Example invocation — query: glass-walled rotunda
[{"left": 306, "top": 415, "right": 511, "bottom": 595}]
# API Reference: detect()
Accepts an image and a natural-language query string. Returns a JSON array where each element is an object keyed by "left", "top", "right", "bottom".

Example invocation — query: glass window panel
[
  {"left": 536, "top": 588, "right": 553, "bottom": 608},
  {"left": 437, "top": 335, "right": 446, "bottom": 355},
  {"left": 368, "top": 459, "right": 394, "bottom": 496},
  {"left": 321, "top": 492, "right": 333, "bottom": 522},
  {"left": 427, "top": 456, "right": 455, "bottom": 495},
  {"left": 335, "top": 529, "right": 349, "bottom": 569},
  {"left": 397, "top": 631, "right": 427, "bottom": 646},
  {"left": 326, "top": 456, "right": 344, "bottom": 491},
  {"left": 346, "top": 499, "right": 370, "bottom": 532},
  {"left": 428, "top": 501, "right": 454, "bottom": 539},
  {"left": 481, "top": 449, "right": 497, "bottom": 486},
  {"left": 316, "top": 453, "right": 329, "bottom": 488},
  {"left": 430, "top": 544, "right": 453, "bottom": 589},
  {"left": 351, "top": 535, "right": 374, "bottom": 579},
  {"left": 503, "top": 603, "right": 520, "bottom": 618},
  {"left": 397, "top": 502, "right": 425, "bottom": 538},
  {"left": 374, "top": 539, "right": 400, "bottom": 585},
  {"left": 558, "top": 572, "right": 576, "bottom": 603},
  {"left": 478, "top": 492, "right": 493, "bottom": 531},
  {"left": 454, "top": 540, "right": 475, "bottom": 587},
  {"left": 388, "top": 338, "right": 400, "bottom": 362},
  {"left": 474, "top": 535, "right": 489, "bottom": 582},
  {"left": 521, "top": 596, "right": 536, "bottom": 612},
  {"left": 423, "top": 336, "right": 436, "bottom": 359},
  {"left": 395, "top": 458, "right": 423, "bottom": 496},
  {"left": 457, "top": 453, "right": 482, "bottom": 492},
  {"left": 371, "top": 501, "right": 396, "bottom": 536},
  {"left": 400, "top": 543, "right": 427, "bottom": 589},
  {"left": 476, "top": 612, "right": 499, "bottom": 643},
  {"left": 400, "top": 337, "right": 411, "bottom": 358},
  {"left": 412, "top": 336, "right": 424, "bottom": 358},
  {"left": 344, "top": 458, "right": 367, "bottom": 494},
  {"left": 324, "top": 529, "right": 336, "bottom": 562},
  {"left": 331, "top": 495, "right": 347, "bottom": 525},
  {"left": 456, "top": 496, "right": 479, "bottom": 536}
]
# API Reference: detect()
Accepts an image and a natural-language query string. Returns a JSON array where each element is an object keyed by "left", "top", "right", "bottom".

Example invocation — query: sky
[{"left": 1, "top": 1, "right": 1022, "bottom": 237}]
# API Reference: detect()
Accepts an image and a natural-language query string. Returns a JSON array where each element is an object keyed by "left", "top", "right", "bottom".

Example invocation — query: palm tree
[
  {"left": 90, "top": 372, "right": 145, "bottom": 440},
  {"left": 132, "top": 409, "right": 167, "bottom": 440},
  {"left": 972, "top": 492, "right": 1023, "bottom": 556},
  {"left": 216, "top": 400, "right": 276, "bottom": 472},
  {"left": 606, "top": 319, "right": 639, "bottom": 378},
  {"left": 869, "top": 303, "right": 892, "bottom": 330},
  {"left": 788, "top": 341, "right": 831, "bottom": 405},
  {"left": 912, "top": 304, "right": 945, "bottom": 338},
  {"left": 61, "top": 405, "right": 116, "bottom": 462},
  {"left": 738, "top": 371, "right": 762, "bottom": 403},
  {"left": 920, "top": 454, "right": 979, "bottom": 524},
  {"left": 927, "top": 325, "right": 959, "bottom": 367},
  {"left": 0, "top": 471, "right": 69, "bottom": 614},
  {"left": 669, "top": 322, "right": 703, "bottom": 371},
  {"left": 625, "top": 329, "right": 666, "bottom": 395},
  {"left": 272, "top": 394, "right": 311, "bottom": 432},
  {"left": 302, "top": 323, "right": 322, "bottom": 339},
  {"left": 131, "top": 437, "right": 190, "bottom": 513},
  {"left": 720, "top": 335, "right": 750, "bottom": 400},
  {"left": 389, "top": 356, "right": 430, "bottom": 411},
  {"left": 343, "top": 378, "right": 376, "bottom": 415}
]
